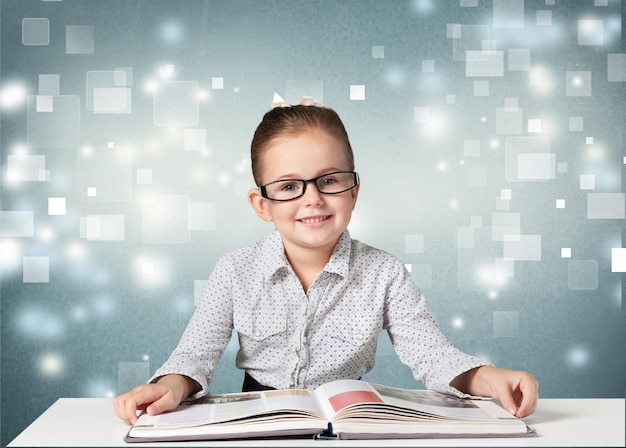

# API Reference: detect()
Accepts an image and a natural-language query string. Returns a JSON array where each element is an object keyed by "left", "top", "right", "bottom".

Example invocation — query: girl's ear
[
  {"left": 247, "top": 188, "right": 273, "bottom": 222},
  {"left": 350, "top": 183, "right": 360, "bottom": 210}
]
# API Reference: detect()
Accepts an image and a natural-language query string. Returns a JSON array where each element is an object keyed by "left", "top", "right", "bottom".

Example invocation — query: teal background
[{"left": 1, "top": 0, "right": 624, "bottom": 445}]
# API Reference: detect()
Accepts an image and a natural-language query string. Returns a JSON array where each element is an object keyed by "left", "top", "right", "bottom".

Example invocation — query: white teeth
[{"left": 300, "top": 216, "right": 327, "bottom": 223}]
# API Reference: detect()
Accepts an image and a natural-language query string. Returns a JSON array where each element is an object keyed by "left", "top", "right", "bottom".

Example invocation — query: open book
[{"left": 125, "top": 379, "right": 535, "bottom": 442}]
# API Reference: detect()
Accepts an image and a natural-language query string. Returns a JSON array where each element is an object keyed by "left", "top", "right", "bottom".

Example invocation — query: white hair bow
[{"left": 271, "top": 93, "right": 324, "bottom": 108}]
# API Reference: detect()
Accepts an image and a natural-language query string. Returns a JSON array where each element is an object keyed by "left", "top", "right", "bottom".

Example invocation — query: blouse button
[
  {"left": 355, "top": 332, "right": 364, "bottom": 341},
  {"left": 254, "top": 329, "right": 261, "bottom": 338}
]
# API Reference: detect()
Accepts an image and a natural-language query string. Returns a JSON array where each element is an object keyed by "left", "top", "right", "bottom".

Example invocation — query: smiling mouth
[{"left": 298, "top": 215, "right": 331, "bottom": 224}]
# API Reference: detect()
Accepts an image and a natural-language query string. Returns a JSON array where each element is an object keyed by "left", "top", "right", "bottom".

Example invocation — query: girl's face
[{"left": 248, "top": 129, "right": 359, "bottom": 258}]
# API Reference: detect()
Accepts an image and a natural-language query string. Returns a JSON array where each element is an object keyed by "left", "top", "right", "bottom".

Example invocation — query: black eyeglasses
[{"left": 259, "top": 171, "right": 359, "bottom": 202}]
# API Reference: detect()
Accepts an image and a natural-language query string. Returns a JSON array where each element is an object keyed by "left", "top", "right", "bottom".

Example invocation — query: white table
[{"left": 8, "top": 398, "right": 625, "bottom": 447}]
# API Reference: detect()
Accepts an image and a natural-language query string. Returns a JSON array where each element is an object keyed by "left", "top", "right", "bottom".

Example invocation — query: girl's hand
[
  {"left": 451, "top": 366, "right": 538, "bottom": 418},
  {"left": 113, "top": 375, "right": 199, "bottom": 424}
]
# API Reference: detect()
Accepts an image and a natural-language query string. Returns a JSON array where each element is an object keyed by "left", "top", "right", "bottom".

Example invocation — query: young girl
[{"left": 114, "top": 100, "right": 537, "bottom": 424}]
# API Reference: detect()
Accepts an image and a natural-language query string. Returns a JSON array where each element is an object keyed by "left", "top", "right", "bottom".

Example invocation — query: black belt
[{"left": 242, "top": 372, "right": 277, "bottom": 392}]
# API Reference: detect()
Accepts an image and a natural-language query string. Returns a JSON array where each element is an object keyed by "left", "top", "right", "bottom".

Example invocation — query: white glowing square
[
  {"left": 561, "top": 248, "right": 572, "bottom": 258},
  {"left": 500, "top": 189, "right": 512, "bottom": 200},
  {"left": 211, "top": 77, "right": 224, "bottom": 89},
  {"left": 528, "top": 119, "right": 542, "bottom": 133},
  {"left": 612, "top": 248, "right": 626, "bottom": 273},
  {"left": 446, "top": 94, "right": 456, "bottom": 104},
  {"left": 48, "top": 197, "right": 66, "bottom": 215},
  {"left": 493, "top": 0, "right": 524, "bottom": 29},
  {"left": 87, "top": 187, "right": 97, "bottom": 197},
  {"left": 558, "top": 162, "right": 568, "bottom": 173},
  {"left": 556, "top": 199, "right": 566, "bottom": 208},
  {"left": 372, "top": 46, "right": 384, "bottom": 58},
  {"left": 580, "top": 174, "right": 595, "bottom": 190},
  {"left": 23, "top": 256, "right": 50, "bottom": 283},
  {"left": 142, "top": 262, "right": 154, "bottom": 275},
  {"left": 36, "top": 95, "right": 53, "bottom": 112},
  {"left": 578, "top": 19, "right": 603, "bottom": 46},
  {"left": 350, "top": 85, "right": 365, "bottom": 100},
  {"left": 137, "top": 169, "right": 152, "bottom": 185}
]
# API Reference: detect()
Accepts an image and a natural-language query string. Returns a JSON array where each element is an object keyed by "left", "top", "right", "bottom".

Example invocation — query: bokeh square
[
  {"left": 0, "top": 211, "right": 34, "bottom": 237},
  {"left": 372, "top": 46, "right": 384, "bottom": 58},
  {"left": 587, "top": 193, "right": 626, "bottom": 219},
  {"left": 350, "top": 85, "right": 365, "bottom": 100},
  {"left": 7, "top": 155, "right": 46, "bottom": 182},
  {"left": 556, "top": 199, "right": 566, "bottom": 209},
  {"left": 517, "top": 153, "right": 555, "bottom": 180},
  {"left": 211, "top": 77, "right": 224, "bottom": 89},
  {"left": 536, "top": 10, "right": 552, "bottom": 26},
  {"left": 579, "top": 174, "right": 595, "bottom": 190},
  {"left": 578, "top": 19, "right": 603, "bottom": 46},
  {"left": 39, "top": 74, "right": 60, "bottom": 95},
  {"left": 466, "top": 50, "right": 504, "bottom": 77},
  {"left": 566, "top": 71, "right": 592, "bottom": 96},
  {"left": 463, "top": 139, "right": 480, "bottom": 157},
  {"left": 48, "top": 197, "right": 66, "bottom": 215},
  {"left": 22, "top": 18, "right": 49, "bottom": 45},
  {"left": 93, "top": 87, "right": 131, "bottom": 113},
  {"left": 568, "top": 260, "right": 598, "bottom": 290},
  {"left": 422, "top": 60, "right": 435, "bottom": 72},
  {"left": 607, "top": 54, "right": 626, "bottom": 82},
  {"left": 493, "top": 0, "right": 524, "bottom": 28},
  {"left": 66, "top": 25, "right": 94, "bottom": 54},
  {"left": 503, "top": 235, "right": 542, "bottom": 261},
  {"left": 561, "top": 248, "right": 572, "bottom": 258},
  {"left": 611, "top": 248, "right": 626, "bottom": 273},
  {"left": 153, "top": 81, "right": 199, "bottom": 127},
  {"left": 36, "top": 95, "right": 53, "bottom": 112},
  {"left": 81, "top": 215, "right": 125, "bottom": 241},
  {"left": 23, "top": 256, "right": 50, "bottom": 283}
]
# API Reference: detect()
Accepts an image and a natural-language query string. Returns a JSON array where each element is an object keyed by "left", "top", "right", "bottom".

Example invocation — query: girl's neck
[{"left": 283, "top": 242, "right": 335, "bottom": 292}]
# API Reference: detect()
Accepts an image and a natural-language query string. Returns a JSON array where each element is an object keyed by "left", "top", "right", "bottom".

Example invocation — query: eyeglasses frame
[{"left": 259, "top": 171, "right": 360, "bottom": 202}]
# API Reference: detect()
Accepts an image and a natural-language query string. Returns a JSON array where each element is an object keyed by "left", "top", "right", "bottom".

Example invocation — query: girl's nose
[{"left": 302, "top": 180, "right": 324, "bottom": 205}]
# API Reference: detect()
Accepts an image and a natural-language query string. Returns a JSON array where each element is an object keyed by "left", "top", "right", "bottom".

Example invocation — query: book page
[
  {"left": 134, "top": 389, "right": 324, "bottom": 430},
  {"left": 314, "top": 379, "right": 383, "bottom": 419}
]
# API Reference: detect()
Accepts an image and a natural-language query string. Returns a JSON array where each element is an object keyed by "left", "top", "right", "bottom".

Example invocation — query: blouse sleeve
[
  {"left": 148, "top": 256, "right": 235, "bottom": 400},
  {"left": 384, "top": 261, "right": 489, "bottom": 398}
]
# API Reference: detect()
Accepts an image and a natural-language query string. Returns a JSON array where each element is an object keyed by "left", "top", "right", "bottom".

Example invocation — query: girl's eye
[
  {"left": 280, "top": 182, "right": 300, "bottom": 192},
  {"left": 320, "top": 177, "right": 337, "bottom": 186}
]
